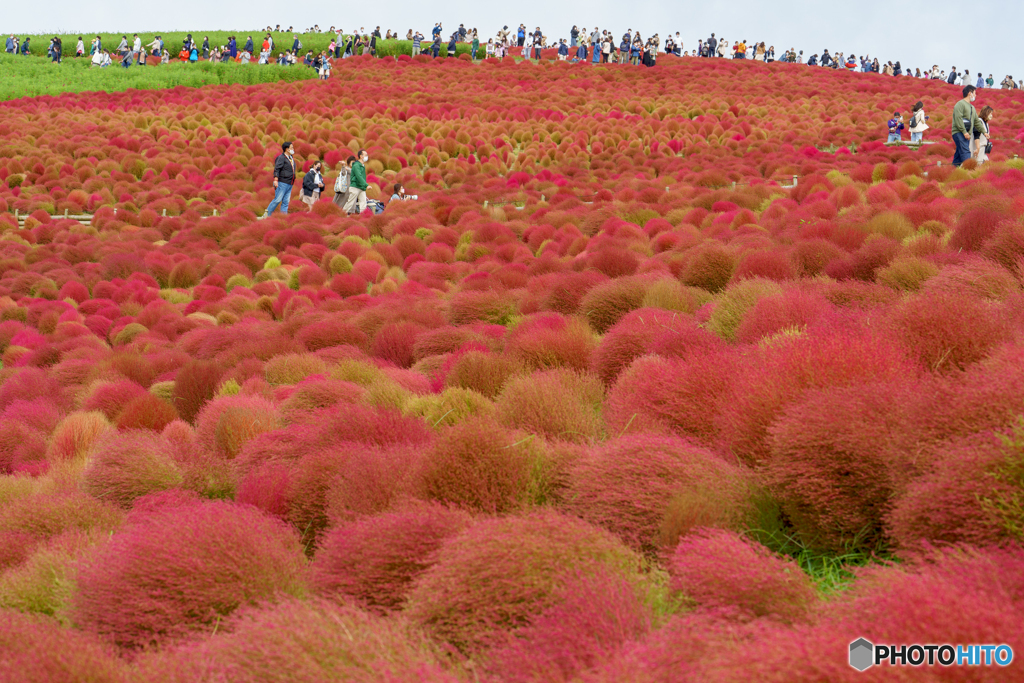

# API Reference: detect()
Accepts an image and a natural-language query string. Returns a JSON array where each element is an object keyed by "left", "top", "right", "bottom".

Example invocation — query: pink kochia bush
[
  {"left": 603, "top": 349, "right": 739, "bottom": 446},
  {"left": 404, "top": 510, "right": 642, "bottom": 654},
  {"left": 485, "top": 570, "right": 653, "bottom": 683},
  {"left": 562, "top": 434, "right": 767, "bottom": 554},
  {"left": 0, "top": 609, "right": 125, "bottom": 683},
  {"left": 71, "top": 497, "right": 308, "bottom": 650},
  {"left": 693, "top": 545, "right": 1024, "bottom": 682},
  {"left": 887, "top": 429, "right": 1024, "bottom": 550},
  {"left": 719, "top": 329, "right": 915, "bottom": 465},
  {"left": 313, "top": 502, "right": 474, "bottom": 612},
  {"left": 134, "top": 598, "right": 455, "bottom": 683},
  {"left": 669, "top": 529, "right": 817, "bottom": 624},
  {"left": 766, "top": 381, "right": 920, "bottom": 553},
  {"left": 591, "top": 307, "right": 697, "bottom": 385}
]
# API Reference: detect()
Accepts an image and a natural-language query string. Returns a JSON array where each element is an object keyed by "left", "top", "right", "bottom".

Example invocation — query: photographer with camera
[
  {"left": 389, "top": 184, "right": 417, "bottom": 203},
  {"left": 908, "top": 101, "right": 929, "bottom": 143}
]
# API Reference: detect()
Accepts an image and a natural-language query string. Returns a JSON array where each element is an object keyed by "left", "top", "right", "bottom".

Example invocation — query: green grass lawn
[
  {"left": 5, "top": 30, "right": 474, "bottom": 62},
  {"left": 0, "top": 32, "right": 477, "bottom": 102},
  {"left": 0, "top": 53, "right": 319, "bottom": 102}
]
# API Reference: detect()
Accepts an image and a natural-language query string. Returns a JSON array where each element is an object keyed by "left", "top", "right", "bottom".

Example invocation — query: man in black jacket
[{"left": 262, "top": 142, "right": 296, "bottom": 217}]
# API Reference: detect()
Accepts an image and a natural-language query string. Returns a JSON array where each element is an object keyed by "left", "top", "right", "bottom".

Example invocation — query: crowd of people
[
  {"left": 5, "top": 25, "right": 1020, "bottom": 88},
  {"left": 5, "top": 24, "right": 1008, "bottom": 170}
]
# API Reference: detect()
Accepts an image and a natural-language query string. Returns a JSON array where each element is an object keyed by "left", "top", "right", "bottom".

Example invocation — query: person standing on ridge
[
  {"left": 263, "top": 142, "right": 297, "bottom": 217},
  {"left": 951, "top": 85, "right": 980, "bottom": 167},
  {"left": 344, "top": 150, "right": 369, "bottom": 215}
]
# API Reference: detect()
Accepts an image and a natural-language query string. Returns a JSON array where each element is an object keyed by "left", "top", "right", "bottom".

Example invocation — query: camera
[{"left": 411, "top": 194, "right": 418, "bottom": 200}]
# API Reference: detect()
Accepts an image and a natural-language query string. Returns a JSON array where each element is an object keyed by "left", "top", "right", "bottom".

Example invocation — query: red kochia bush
[
  {"left": 0, "top": 490, "right": 123, "bottom": 542},
  {"left": 172, "top": 359, "right": 223, "bottom": 423},
  {"left": 592, "top": 307, "right": 695, "bottom": 385},
  {"left": 405, "top": 510, "right": 641, "bottom": 654},
  {"left": 485, "top": 570, "right": 653, "bottom": 683},
  {"left": 719, "top": 330, "right": 914, "bottom": 465},
  {"left": 697, "top": 545, "right": 1024, "bottom": 682},
  {"left": 371, "top": 322, "right": 426, "bottom": 368},
  {"left": 766, "top": 381, "right": 921, "bottom": 552},
  {"left": 134, "top": 598, "right": 453, "bottom": 683},
  {"left": 886, "top": 290, "right": 1013, "bottom": 372},
  {"left": 562, "top": 434, "right": 763, "bottom": 554},
  {"left": 324, "top": 444, "right": 427, "bottom": 524},
  {"left": 71, "top": 499, "right": 308, "bottom": 650},
  {"left": 888, "top": 430, "right": 1023, "bottom": 550},
  {"left": 295, "top": 318, "right": 369, "bottom": 352},
  {"left": 0, "top": 610, "right": 126, "bottom": 683},
  {"left": 313, "top": 503, "right": 474, "bottom": 612},
  {"left": 114, "top": 393, "right": 179, "bottom": 432},
  {"left": 948, "top": 206, "right": 1005, "bottom": 252},
  {"left": 81, "top": 380, "right": 149, "bottom": 421},
  {"left": 733, "top": 289, "right": 833, "bottom": 344},
  {"left": 669, "top": 529, "right": 817, "bottom": 624},
  {"left": 603, "top": 350, "right": 740, "bottom": 446}
]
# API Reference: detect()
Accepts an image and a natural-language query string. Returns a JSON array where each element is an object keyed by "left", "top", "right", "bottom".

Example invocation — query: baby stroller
[{"left": 368, "top": 199, "right": 386, "bottom": 215}]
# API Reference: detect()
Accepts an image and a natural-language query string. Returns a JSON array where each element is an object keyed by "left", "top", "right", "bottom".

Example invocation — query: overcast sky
[{"left": 6, "top": 0, "right": 1019, "bottom": 79}]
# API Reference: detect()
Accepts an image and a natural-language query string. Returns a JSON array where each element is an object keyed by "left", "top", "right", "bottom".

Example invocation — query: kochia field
[{"left": 2, "top": 54, "right": 1024, "bottom": 681}]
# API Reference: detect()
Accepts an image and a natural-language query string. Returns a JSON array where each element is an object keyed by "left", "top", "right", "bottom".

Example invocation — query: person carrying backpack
[
  {"left": 908, "top": 101, "right": 929, "bottom": 143},
  {"left": 344, "top": 150, "right": 369, "bottom": 215},
  {"left": 333, "top": 158, "right": 353, "bottom": 207}
]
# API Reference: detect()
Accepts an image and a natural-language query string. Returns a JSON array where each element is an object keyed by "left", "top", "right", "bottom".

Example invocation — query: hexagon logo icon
[{"left": 849, "top": 638, "right": 874, "bottom": 671}]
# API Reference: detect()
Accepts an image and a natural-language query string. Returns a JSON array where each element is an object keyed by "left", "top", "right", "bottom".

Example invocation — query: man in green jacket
[
  {"left": 952, "top": 85, "right": 980, "bottom": 167},
  {"left": 344, "top": 149, "right": 369, "bottom": 214}
]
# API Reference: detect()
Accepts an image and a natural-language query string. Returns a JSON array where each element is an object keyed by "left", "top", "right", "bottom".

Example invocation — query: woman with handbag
[
  {"left": 908, "top": 101, "right": 929, "bottom": 143},
  {"left": 332, "top": 158, "right": 352, "bottom": 208},
  {"left": 972, "top": 106, "right": 994, "bottom": 164}
]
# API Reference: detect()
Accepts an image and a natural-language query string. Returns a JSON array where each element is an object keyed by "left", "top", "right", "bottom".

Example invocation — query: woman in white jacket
[
  {"left": 971, "top": 106, "right": 994, "bottom": 164},
  {"left": 908, "top": 101, "right": 929, "bottom": 143}
]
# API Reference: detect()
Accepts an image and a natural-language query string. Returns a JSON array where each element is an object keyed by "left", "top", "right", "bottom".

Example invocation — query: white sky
[{"left": 5, "top": 0, "right": 1020, "bottom": 80}]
